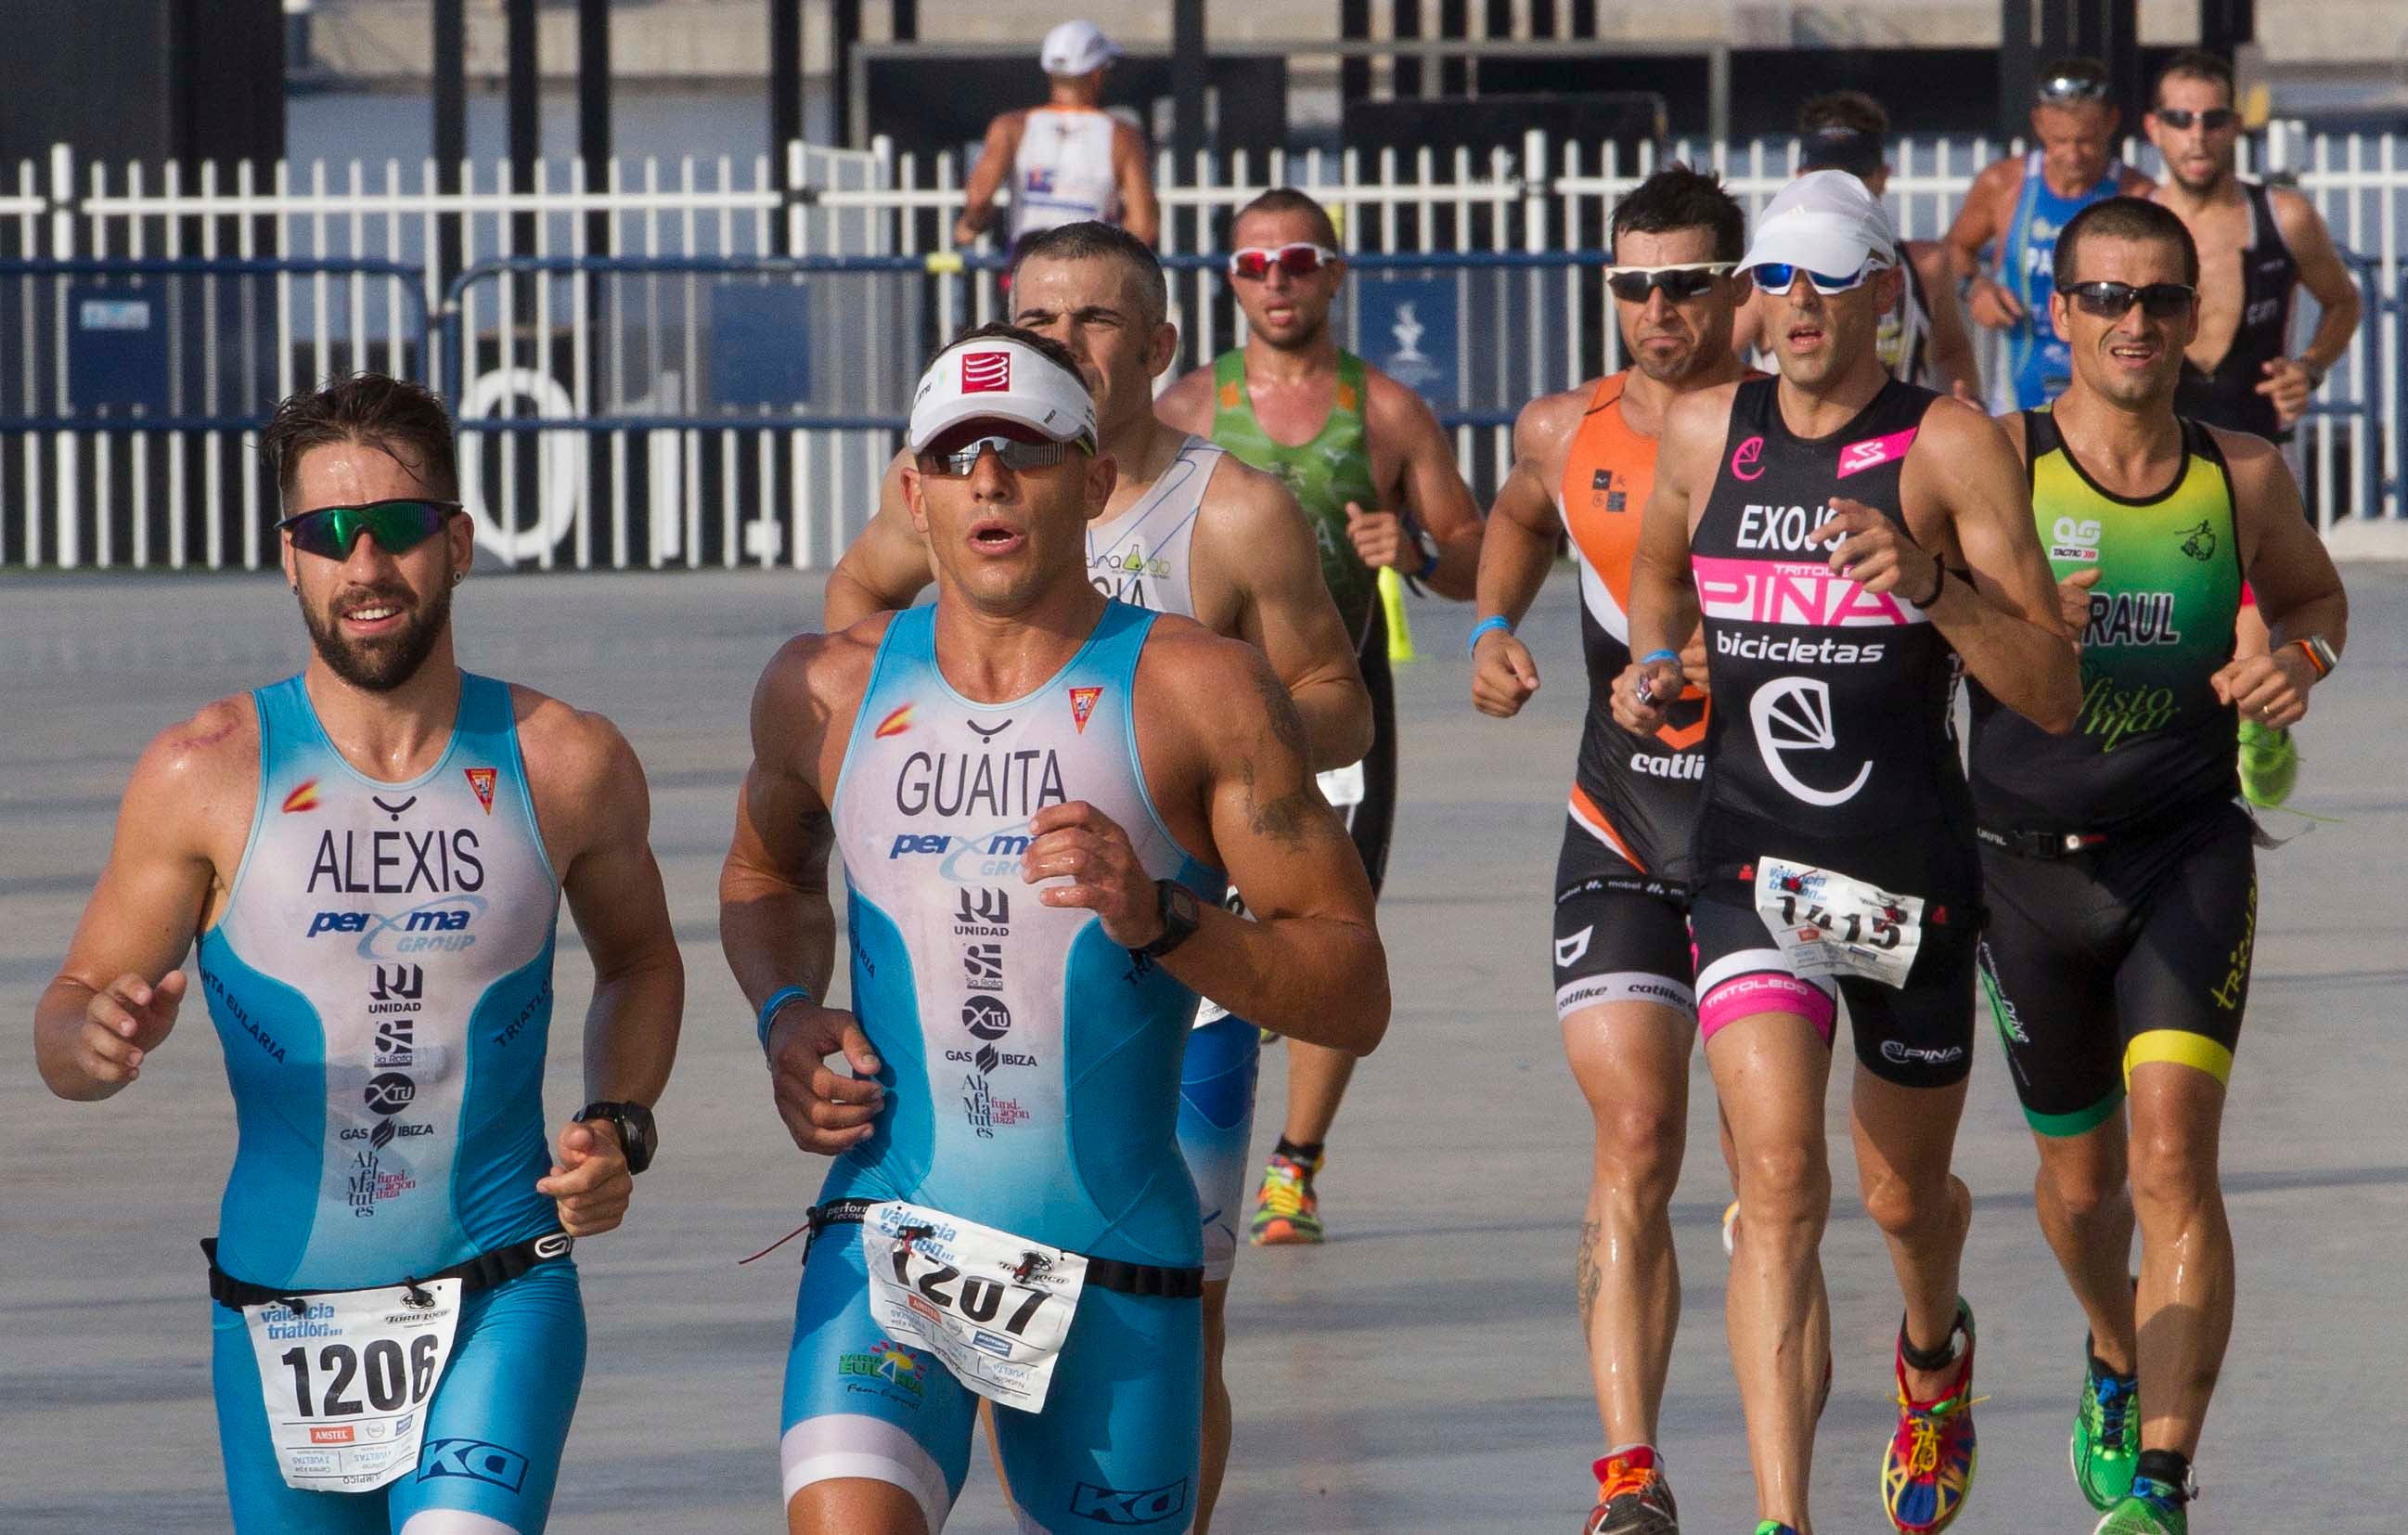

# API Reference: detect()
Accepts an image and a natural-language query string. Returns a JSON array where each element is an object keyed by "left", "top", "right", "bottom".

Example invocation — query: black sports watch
[
  {"left": 574, "top": 1101, "right": 658, "bottom": 1176},
  {"left": 1137, "top": 879, "right": 1202, "bottom": 960},
  {"left": 1410, "top": 524, "right": 1443, "bottom": 582}
]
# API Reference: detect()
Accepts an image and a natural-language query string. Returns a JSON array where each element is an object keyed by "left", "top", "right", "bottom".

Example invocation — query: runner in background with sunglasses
[
  {"left": 2143, "top": 48, "right": 2363, "bottom": 811},
  {"left": 1472, "top": 164, "right": 1754, "bottom": 1535},
  {"left": 1153, "top": 185, "right": 1482, "bottom": 1529},
  {"left": 1618, "top": 170, "right": 2079, "bottom": 1535},
  {"left": 32, "top": 372, "right": 685, "bottom": 1533},
  {"left": 1942, "top": 58, "right": 2155, "bottom": 411},
  {"left": 1970, "top": 196, "right": 2346, "bottom": 1535},
  {"left": 1732, "top": 92, "right": 1981, "bottom": 400}
]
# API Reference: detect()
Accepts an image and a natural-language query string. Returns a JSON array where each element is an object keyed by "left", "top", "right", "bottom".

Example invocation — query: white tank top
[
  {"left": 1011, "top": 108, "right": 1123, "bottom": 239},
  {"left": 1085, "top": 434, "right": 1219, "bottom": 618}
]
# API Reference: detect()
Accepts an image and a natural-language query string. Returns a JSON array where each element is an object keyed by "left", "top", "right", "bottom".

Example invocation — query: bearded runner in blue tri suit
[
  {"left": 721, "top": 324, "right": 1387, "bottom": 1535},
  {"left": 34, "top": 374, "right": 684, "bottom": 1535},
  {"left": 1945, "top": 58, "right": 2154, "bottom": 410}
]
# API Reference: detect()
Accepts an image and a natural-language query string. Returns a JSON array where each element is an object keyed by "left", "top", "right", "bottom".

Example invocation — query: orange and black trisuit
[{"left": 1547, "top": 372, "right": 1710, "bottom": 1023}]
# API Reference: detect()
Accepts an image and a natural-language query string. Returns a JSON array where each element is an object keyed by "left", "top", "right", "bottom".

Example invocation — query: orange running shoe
[{"left": 1582, "top": 1445, "right": 1678, "bottom": 1533}]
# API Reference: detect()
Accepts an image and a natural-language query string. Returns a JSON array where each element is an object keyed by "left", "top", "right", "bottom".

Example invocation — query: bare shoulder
[
  {"left": 1200, "top": 450, "right": 1307, "bottom": 532},
  {"left": 1515, "top": 382, "right": 1592, "bottom": 444},
  {"left": 1359, "top": 360, "right": 1448, "bottom": 437},
  {"left": 1662, "top": 380, "right": 1742, "bottom": 457},
  {"left": 2118, "top": 165, "right": 2157, "bottom": 196},
  {"left": 1972, "top": 156, "right": 2025, "bottom": 200},
  {"left": 1914, "top": 392, "right": 2006, "bottom": 449},
  {"left": 2206, "top": 422, "right": 2286, "bottom": 486},
  {"left": 510, "top": 685, "right": 644, "bottom": 806},
  {"left": 1995, "top": 406, "right": 2031, "bottom": 462},
  {"left": 1154, "top": 363, "right": 1217, "bottom": 433},
  {"left": 2267, "top": 185, "right": 2332, "bottom": 242},
  {"left": 1112, "top": 118, "right": 1151, "bottom": 155},
  {"left": 1137, "top": 614, "right": 1298, "bottom": 740},
  {"left": 130, "top": 694, "right": 259, "bottom": 807},
  {"left": 758, "top": 616, "right": 892, "bottom": 722}
]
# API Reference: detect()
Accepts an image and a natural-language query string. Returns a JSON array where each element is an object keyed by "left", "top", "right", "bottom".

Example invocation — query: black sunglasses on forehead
[{"left": 2036, "top": 70, "right": 2112, "bottom": 105}]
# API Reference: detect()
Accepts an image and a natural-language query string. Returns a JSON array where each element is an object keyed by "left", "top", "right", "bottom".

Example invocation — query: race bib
[
  {"left": 1316, "top": 761, "right": 1367, "bottom": 809},
  {"left": 240, "top": 1279, "right": 461, "bottom": 1492},
  {"left": 860, "top": 1202, "right": 1088, "bottom": 1412},
  {"left": 1753, "top": 858, "right": 1924, "bottom": 988}
]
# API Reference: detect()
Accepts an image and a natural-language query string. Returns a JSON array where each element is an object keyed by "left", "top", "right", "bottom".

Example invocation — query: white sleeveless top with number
[
  {"left": 1085, "top": 434, "right": 1219, "bottom": 618},
  {"left": 198, "top": 673, "right": 561, "bottom": 1291},
  {"left": 1011, "top": 108, "right": 1123, "bottom": 240}
]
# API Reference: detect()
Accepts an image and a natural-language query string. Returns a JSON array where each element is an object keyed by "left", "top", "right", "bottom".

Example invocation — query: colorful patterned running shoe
[
  {"left": 2238, "top": 717, "right": 2298, "bottom": 808},
  {"left": 1581, "top": 1446, "right": 1678, "bottom": 1534},
  {"left": 2070, "top": 1345, "right": 2141, "bottom": 1510},
  {"left": 1880, "top": 1300, "right": 1979, "bottom": 1533},
  {"left": 1249, "top": 1148, "right": 1324, "bottom": 1245},
  {"left": 1753, "top": 1523, "right": 1805, "bottom": 1535},
  {"left": 2093, "top": 1476, "right": 2189, "bottom": 1535}
]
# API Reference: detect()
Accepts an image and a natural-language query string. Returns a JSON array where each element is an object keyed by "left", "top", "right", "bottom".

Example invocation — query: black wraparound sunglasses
[{"left": 2063, "top": 280, "right": 2197, "bottom": 319}]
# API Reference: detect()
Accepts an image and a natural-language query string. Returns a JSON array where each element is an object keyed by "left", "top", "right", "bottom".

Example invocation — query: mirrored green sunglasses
[{"left": 278, "top": 498, "right": 461, "bottom": 559}]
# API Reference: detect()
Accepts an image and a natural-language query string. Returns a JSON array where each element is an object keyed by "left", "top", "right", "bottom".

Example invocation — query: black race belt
[
  {"left": 203, "top": 1230, "right": 574, "bottom": 1312},
  {"left": 1977, "top": 825, "right": 2109, "bottom": 860},
  {"left": 807, "top": 1198, "right": 1204, "bottom": 1300}
]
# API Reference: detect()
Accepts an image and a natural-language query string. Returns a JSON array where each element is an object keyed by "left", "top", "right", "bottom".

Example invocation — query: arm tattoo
[{"left": 1240, "top": 663, "right": 1323, "bottom": 852}]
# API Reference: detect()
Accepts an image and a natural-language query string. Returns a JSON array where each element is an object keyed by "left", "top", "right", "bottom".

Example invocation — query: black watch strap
[
  {"left": 1137, "top": 879, "right": 1201, "bottom": 960},
  {"left": 575, "top": 1101, "right": 658, "bottom": 1175}
]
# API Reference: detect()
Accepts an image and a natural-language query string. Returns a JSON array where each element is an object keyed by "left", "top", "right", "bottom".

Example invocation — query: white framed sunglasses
[{"left": 1228, "top": 243, "right": 1343, "bottom": 281}]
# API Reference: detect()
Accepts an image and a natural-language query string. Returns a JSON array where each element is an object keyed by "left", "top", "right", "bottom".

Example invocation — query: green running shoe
[
  {"left": 1755, "top": 1524, "right": 1805, "bottom": 1535},
  {"left": 1249, "top": 1148, "right": 1324, "bottom": 1245},
  {"left": 2070, "top": 1348, "right": 2141, "bottom": 1510},
  {"left": 2237, "top": 717, "right": 2298, "bottom": 808},
  {"left": 2093, "top": 1476, "right": 2188, "bottom": 1535}
]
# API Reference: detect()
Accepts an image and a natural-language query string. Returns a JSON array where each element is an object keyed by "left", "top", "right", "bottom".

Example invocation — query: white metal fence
[{"left": 5, "top": 123, "right": 2402, "bottom": 570}]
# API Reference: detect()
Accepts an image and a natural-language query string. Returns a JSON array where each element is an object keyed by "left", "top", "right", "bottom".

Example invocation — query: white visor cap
[
  {"left": 1737, "top": 169, "right": 1901, "bottom": 277},
  {"left": 908, "top": 337, "right": 1097, "bottom": 454},
  {"left": 1040, "top": 20, "right": 1121, "bottom": 77}
]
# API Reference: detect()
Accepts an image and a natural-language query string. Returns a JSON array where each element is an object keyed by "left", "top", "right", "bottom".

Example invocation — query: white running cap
[
  {"left": 1738, "top": 169, "right": 1900, "bottom": 277},
  {"left": 1040, "top": 20, "right": 1121, "bottom": 77},
  {"left": 908, "top": 336, "right": 1096, "bottom": 454}
]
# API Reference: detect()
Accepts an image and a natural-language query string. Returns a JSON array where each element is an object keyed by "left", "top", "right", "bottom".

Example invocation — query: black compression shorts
[
  {"left": 1977, "top": 799, "right": 2257, "bottom": 1136},
  {"left": 1551, "top": 815, "right": 1693, "bottom": 1021}
]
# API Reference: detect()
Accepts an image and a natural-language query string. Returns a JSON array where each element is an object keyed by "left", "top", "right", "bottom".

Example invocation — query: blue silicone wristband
[
  {"left": 756, "top": 986, "right": 813, "bottom": 1053},
  {"left": 1467, "top": 615, "right": 1513, "bottom": 654},
  {"left": 1638, "top": 648, "right": 1680, "bottom": 666}
]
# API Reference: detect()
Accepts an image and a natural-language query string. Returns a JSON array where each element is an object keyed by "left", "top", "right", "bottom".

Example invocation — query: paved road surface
[{"left": 7, "top": 566, "right": 2402, "bottom": 1532}]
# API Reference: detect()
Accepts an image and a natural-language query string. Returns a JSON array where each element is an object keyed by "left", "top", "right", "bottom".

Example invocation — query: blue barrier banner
[
  {"left": 67, "top": 285, "right": 171, "bottom": 415},
  {"left": 1354, "top": 276, "right": 1459, "bottom": 409},
  {"left": 711, "top": 278, "right": 815, "bottom": 409}
]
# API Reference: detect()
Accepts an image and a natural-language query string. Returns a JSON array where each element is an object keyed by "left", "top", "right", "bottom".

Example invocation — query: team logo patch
[
  {"left": 281, "top": 779, "right": 321, "bottom": 814},
  {"left": 1068, "top": 686, "right": 1102, "bottom": 734},
  {"left": 1730, "top": 435, "right": 1766, "bottom": 481},
  {"left": 960, "top": 351, "right": 1011, "bottom": 393},
  {"left": 1836, "top": 427, "right": 1917, "bottom": 478},
  {"left": 876, "top": 704, "right": 915, "bottom": 739},
  {"left": 462, "top": 768, "right": 497, "bottom": 815}
]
